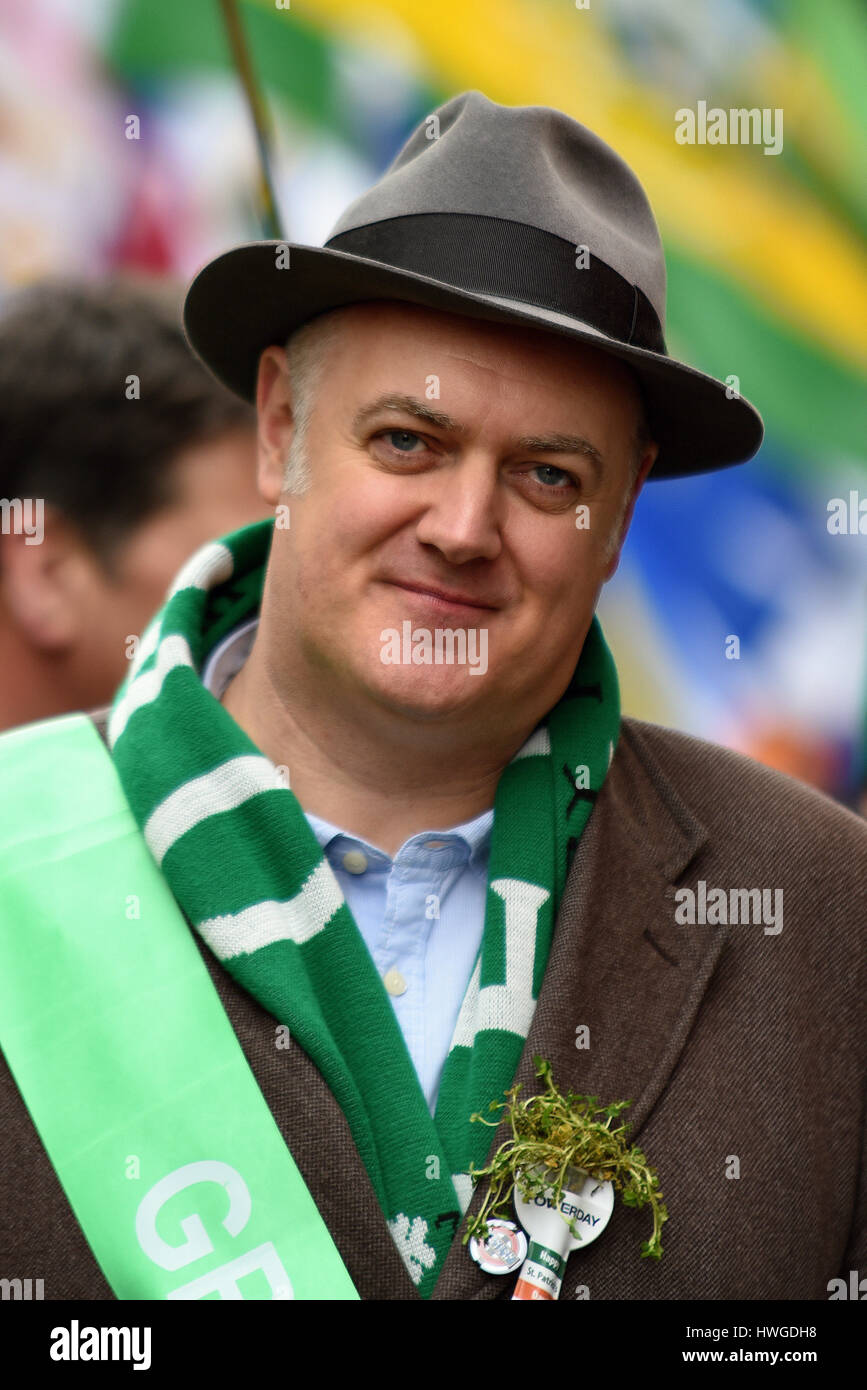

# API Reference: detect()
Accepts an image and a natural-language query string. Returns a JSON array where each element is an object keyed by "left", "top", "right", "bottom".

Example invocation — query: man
[
  {"left": 1, "top": 91, "right": 865, "bottom": 1302},
  {"left": 0, "top": 277, "right": 270, "bottom": 732}
]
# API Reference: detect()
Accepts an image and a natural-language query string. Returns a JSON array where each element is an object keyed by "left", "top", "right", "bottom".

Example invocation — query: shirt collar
[
  {"left": 200, "top": 616, "right": 258, "bottom": 700},
  {"left": 306, "top": 806, "right": 494, "bottom": 872}
]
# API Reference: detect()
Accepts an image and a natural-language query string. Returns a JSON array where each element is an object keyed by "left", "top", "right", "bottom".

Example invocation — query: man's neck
[{"left": 219, "top": 644, "right": 524, "bottom": 858}]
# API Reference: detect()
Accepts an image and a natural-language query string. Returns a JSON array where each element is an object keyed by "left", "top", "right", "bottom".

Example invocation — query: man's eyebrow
[
  {"left": 514, "top": 433, "right": 604, "bottom": 478},
  {"left": 352, "top": 394, "right": 605, "bottom": 477},
  {"left": 351, "top": 395, "right": 469, "bottom": 437}
]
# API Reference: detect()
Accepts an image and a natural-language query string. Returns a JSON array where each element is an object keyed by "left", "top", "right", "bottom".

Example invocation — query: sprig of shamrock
[{"left": 463, "top": 1055, "right": 668, "bottom": 1260}]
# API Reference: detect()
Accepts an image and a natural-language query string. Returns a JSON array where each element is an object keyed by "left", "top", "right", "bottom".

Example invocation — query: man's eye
[
  {"left": 382, "top": 429, "right": 425, "bottom": 454},
  {"left": 529, "top": 464, "right": 575, "bottom": 489}
]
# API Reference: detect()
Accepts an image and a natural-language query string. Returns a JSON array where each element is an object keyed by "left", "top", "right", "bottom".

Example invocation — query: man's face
[{"left": 256, "top": 302, "right": 652, "bottom": 734}]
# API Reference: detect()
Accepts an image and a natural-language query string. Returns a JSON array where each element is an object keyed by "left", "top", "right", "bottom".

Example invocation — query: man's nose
[{"left": 413, "top": 453, "right": 503, "bottom": 564}]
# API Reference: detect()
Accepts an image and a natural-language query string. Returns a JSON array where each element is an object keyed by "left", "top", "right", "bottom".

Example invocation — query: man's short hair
[
  {"left": 0, "top": 277, "right": 255, "bottom": 571},
  {"left": 283, "top": 309, "right": 356, "bottom": 494}
]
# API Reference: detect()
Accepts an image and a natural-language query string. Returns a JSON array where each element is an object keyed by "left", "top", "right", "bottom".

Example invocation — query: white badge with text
[{"left": 512, "top": 1169, "right": 614, "bottom": 1300}]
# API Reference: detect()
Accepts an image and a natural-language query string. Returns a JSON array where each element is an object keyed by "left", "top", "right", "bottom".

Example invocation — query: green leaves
[{"left": 463, "top": 1054, "right": 669, "bottom": 1261}]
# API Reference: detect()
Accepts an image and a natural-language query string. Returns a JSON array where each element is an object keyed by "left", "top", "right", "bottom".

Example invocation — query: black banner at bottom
[{"left": 0, "top": 1296, "right": 861, "bottom": 1375}]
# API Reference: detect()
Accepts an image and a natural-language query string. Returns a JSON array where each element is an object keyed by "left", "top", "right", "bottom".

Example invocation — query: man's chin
[{"left": 365, "top": 666, "right": 492, "bottom": 722}]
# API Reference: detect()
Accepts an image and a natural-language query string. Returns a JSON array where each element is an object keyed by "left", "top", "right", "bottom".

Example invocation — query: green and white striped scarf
[{"left": 108, "top": 519, "right": 620, "bottom": 1298}]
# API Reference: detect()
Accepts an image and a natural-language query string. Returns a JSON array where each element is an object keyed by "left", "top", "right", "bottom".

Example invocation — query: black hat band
[{"left": 325, "top": 212, "right": 667, "bottom": 356}]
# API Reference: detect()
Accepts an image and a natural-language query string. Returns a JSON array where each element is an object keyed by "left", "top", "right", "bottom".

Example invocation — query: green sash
[{"left": 0, "top": 714, "right": 358, "bottom": 1300}]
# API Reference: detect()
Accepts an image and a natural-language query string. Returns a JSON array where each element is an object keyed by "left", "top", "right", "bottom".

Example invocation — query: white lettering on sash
[
  {"left": 135, "top": 1159, "right": 294, "bottom": 1299},
  {"left": 167, "top": 1241, "right": 292, "bottom": 1300},
  {"left": 136, "top": 1160, "right": 251, "bottom": 1270}
]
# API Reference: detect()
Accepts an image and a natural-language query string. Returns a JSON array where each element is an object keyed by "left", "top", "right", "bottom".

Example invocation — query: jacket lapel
[{"left": 431, "top": 716, "right": 729, "bottom": 1299}]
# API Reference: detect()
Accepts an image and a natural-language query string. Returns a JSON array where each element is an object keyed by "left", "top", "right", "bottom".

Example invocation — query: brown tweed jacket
[{"left": 2, "top": 713, "right": 866, "bottom": 1300}]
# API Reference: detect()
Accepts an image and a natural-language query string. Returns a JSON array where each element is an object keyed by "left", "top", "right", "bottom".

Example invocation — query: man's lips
[{"left": 384, "top": 580, "right": 500, "bottom": 612}]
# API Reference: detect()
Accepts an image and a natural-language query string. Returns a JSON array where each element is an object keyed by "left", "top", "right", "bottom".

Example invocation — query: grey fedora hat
[{"left": 183, "top": 89, "right": 763, "bottom": 478}]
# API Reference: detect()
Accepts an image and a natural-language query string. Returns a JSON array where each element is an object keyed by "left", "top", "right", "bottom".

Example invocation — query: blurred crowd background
[{"left": 1, "top": 0, "right": 865, "bottom": 809}]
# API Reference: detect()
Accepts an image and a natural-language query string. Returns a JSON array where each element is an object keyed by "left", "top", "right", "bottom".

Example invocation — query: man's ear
[
  {"left": 256, "top": 346, "right": 297, "bottom": 506},
  {"left": 602, "top": 445, "right": 657, "bottom": 582},
  {"left": 0, "top": 506, "right": 89, "bottom": 650}
]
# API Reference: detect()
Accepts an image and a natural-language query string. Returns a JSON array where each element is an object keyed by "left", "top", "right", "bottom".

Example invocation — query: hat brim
[{"left": 183, "top": 242, "right": 763, "bottom": 479}]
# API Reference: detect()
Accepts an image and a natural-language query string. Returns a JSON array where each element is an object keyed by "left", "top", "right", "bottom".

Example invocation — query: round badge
[
  {"left": 469, "top": 1219, "right": 528, "bottom": 1274},
  {"left": 514, "top": 1168, "right": 614, "bottom": 1253}
]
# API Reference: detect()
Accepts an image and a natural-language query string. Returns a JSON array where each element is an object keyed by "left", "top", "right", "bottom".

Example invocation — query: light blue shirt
[
  {"left": 201, "top": 619, "right": 492, "bottom": 1115},
  {"left": 304, "top": 809, "right": 492, "bottom": 1115}
]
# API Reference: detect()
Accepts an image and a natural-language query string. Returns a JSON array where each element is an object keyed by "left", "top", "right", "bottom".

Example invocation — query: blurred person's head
[{"left": 0, "top": 278, "right": 269, "bottom": 731}]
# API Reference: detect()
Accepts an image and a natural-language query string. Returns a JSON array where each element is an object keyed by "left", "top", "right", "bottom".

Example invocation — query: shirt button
[
  {"left": 342, "top": 849, "right": 368, "bottom": 874},
  {"left": 383, "top": 968, "right": 407, "bottom": 996}
]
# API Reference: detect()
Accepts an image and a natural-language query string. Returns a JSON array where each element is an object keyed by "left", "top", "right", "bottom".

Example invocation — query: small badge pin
[
  {"left": 511, "top": 1168, "right": 614, "bottom": 1300},
  {"left": 469, "top": 1219, "right": 527, "bottom": 1275}
]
